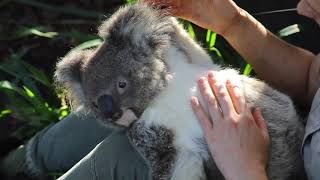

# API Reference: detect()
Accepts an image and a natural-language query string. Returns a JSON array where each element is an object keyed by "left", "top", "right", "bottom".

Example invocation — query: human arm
[
  {"left": 144, "top": 0, "right": 319, "bottom": 107},
  {"left": 191, "top": 71, "right": 270, "bottom": 180},
  {"left": 222, "top": 10, "right": 317, "bottom": 108}
]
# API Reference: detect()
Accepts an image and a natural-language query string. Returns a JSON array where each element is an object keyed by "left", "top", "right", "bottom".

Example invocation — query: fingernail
[
  {"left": 198, "top": 77, "right": 206, "bottom": 84},
  {"left": 208, "top": 71, "right": 215, "bottom": 79},
  {"left": 191, "top": 97, "right": 199, "bottom": 106},
  {"left": 256, "top": 107, "right": 261, "bottom": 113}
]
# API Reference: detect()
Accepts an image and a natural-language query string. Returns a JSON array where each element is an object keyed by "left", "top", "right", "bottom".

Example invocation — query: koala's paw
[{"left": 128, "top": 122, "right": 176, "bottom": 180}]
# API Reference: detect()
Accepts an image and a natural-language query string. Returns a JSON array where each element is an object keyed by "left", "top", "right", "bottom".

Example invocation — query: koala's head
[{"left": 55, "top": 4, "right": 175, "bottom": 127}]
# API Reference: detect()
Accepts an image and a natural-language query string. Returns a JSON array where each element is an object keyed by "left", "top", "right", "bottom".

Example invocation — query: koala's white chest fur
[{"left": 141, "top": 46, "right": 239, "bottom": 155}]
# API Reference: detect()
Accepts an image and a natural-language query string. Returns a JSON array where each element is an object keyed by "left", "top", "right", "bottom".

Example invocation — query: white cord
[{"left": 253, "top": 8, "right": 297, "bottom": 16}]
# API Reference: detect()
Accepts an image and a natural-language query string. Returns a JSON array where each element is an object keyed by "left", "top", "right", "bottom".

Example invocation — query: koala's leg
[
  {"left": 128, "top": 122, "right": 176, "bottom": 180},
  {"left": 170, "top": 151, "right": 206, "bottom": 180}
]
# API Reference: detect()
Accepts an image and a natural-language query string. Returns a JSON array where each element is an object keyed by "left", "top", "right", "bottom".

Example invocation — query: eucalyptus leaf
[
  {"left": 187, "top": 23, "right": 196, "bottom": 40},
  {"left": 21, "top": 61, "right": 51, "bottom": 87},
  {"left": 73, "top": 39, "right": 103, "bottom": 50},
  {"left": 209, "top": 33, "right": 217, "bottom": 48},
  {"left": 126, "top": 0, "right": 137, "bottom": 4},
  {"left": 243, "top": 64, "right": 253, "bottom": 76},
  {"left": 209, "top": 47, "right": 222, "bottom": 58},
  {"left": 1, "top": 26, "right": 58, "bottom": 40},
  {"left": 206, "top": 30, "right": 212, "bottom": 43},
  {"left": 0, "top": 109, "right": 12, "bottom": 118}
]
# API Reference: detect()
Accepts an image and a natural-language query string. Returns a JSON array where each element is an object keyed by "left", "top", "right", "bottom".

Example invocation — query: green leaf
[
  {"left": 278, "top": 24, "right": 301, "bottom": 37},
  {"left": 23, "top": 86, "right": 35, "bottom": 98},
  {"left": 206, "top": 30, "right": 212, "bottom": 43},
  {"left": 73, "top": 39, "right": 103, "bottom": 50},
  {"left": 13, "top": 26, "right": 58, "bottom": 39},
  {"left": 209, "top": 32, "right": 217, "bottom": 48},
  {"left": 0, "top": 55, "right": 29, "bottom": 78},
  {"left": 24, "top": 28, "right": 58, "bottom": 38},
  {"left": 0, "top": 54, "right": 51, "bottom": 91},
  {"left": 243, "top": 64, "right": 253, "bottom": 76},
  {"left": 58, "top": 106, "right": 69, "bottom": 120},
  {"left": 0, "top": 81, "right": 49, "bottom": 114},
  {"left": 21, "top": 61, "right": 51, "bottom": 87},
  {"left": 206, "top": 30, "right": 217, "bottom": 47},
  {"left": 209, "top": 47, "right": 222, "bottom": 58},
  {"left": 187, "top": 23, "right": 196, "bottom": 40},
  {"left": 0, "top": 81, "right": 28, "bottom": 98},
  {"left": 0, "top": 109, "right": 12, "bottom": 118},
  {"left": 0, "top": 56, "right": 42, "bottom": 96},
  {"left": 126, "top": 0, "right": 137, "bottom": 4}
]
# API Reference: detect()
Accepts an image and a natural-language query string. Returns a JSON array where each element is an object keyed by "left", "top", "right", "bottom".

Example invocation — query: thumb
[{"left": 252, "top": 107, "right": 269, "bottom": 137}]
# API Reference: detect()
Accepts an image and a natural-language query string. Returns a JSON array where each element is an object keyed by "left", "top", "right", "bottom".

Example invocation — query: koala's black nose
[{"left": 97, "top": 95, "right": 122, "bottom": 120}]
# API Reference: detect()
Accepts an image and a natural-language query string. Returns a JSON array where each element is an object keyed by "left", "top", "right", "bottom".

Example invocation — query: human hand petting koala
[
  {"left": 143, "top": 0, "right": 243, "bottom": 35},
  {"left": 191, "top": 71, "right": 270, "bottom": 180}
]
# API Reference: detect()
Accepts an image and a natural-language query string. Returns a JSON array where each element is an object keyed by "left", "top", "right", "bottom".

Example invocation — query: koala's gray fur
[
  {"left": 128, "top": 122, "right": 176, "bottom": 180},
  {"left": 55, "top": 3, "right": 306, "bottom": 180}
]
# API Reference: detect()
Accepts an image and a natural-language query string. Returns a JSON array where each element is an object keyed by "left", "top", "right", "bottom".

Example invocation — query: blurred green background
[{"left": 0, "top": 1, "right": 319, "bottom": 177}]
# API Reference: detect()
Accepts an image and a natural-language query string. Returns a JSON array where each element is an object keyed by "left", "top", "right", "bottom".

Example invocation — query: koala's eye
[
  {"left": 118, "top": 81, "right": 127, "bottom": 89},
  {"left": 117, "top": 78, "right": 128, "bottom": 94}
]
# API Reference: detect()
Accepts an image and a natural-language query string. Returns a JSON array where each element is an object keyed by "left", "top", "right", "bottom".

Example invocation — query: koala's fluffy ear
[
  {"left": 98, "top": 4, "right": 175, "bottom": 54},
  {"left": 54, "top": 49, "right": 86, "bottom": 109}
]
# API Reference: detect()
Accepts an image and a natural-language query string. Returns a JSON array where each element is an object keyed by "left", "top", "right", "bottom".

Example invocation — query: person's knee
[
  {"left": 27, "top": 111, "right": 113, "bottom": 173},
  {"left": 58, "top": 131, "right": 150, "bottom": 180},
  {"left": 93, "top": 131, "right": 151, "bottom": 180}
]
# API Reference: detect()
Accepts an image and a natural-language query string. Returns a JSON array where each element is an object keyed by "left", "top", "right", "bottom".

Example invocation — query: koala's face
[
  {"left": 55, "top": 4, "right": 174, "bottom": 127},
  {"left": 79, "top": 42, "right": 169, "bottom": 127}
]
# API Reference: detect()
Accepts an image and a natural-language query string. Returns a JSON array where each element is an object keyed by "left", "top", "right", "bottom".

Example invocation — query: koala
[{"left": 55, "top": 3, "right": 306, "bottom": 180}]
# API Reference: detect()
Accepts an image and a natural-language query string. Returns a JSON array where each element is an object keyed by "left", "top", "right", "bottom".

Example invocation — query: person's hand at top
[
  {"left": 143, "top": 0, "right": 244, "bottom": 35},
  {"left": 191, "top": 71, "right": 270, "bottom": 180},
  {"left": 298, "top": 0, "right": 320, "bottom": 24}
]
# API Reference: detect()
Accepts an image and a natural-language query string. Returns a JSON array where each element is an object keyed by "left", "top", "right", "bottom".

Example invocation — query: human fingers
[
  {"left": 252, "top": 108, "right": 270, "bottom": 138},
  {"left": 307, "top": 0, "right": 320, "bottom": 24},
  {"left": 307, "top": 0, "right": 320, "bottom": 14},
  {"left": 297, "top": 0, "right": 315, "bottom": 18},
  {"left": 297, "top": 0, "right": 320, "bottom": 22},
  {"left": 207, "top": 72, "right": 234, "bottom": 118},
  {"left": 198, "top": 77, "right": 222, "bottom": 122},
  {"left": 226, "top": 79, "right": 245, "bottom": 114},
  {"left": 191, "top": 96, "right": 213, "bottom": 136},
  {"left": 143, "top": 0, "right": 179, "bottom": 15}
]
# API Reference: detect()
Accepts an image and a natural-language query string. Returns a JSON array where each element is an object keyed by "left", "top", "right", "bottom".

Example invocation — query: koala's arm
[{"left": 222, "top": 11, "right": 317, "bottom": 108}]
